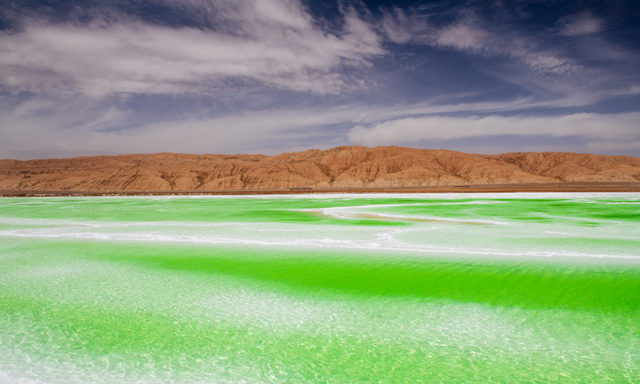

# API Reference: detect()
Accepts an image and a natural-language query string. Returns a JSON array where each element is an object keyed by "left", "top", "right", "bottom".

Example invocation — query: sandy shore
[{"left": 2, "top": 183, "right": 640, "bottom": 197}]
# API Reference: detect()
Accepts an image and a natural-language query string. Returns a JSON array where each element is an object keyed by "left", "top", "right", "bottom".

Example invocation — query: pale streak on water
[{"left": 0, "top": 193, "right": 639, "bottom": 383}]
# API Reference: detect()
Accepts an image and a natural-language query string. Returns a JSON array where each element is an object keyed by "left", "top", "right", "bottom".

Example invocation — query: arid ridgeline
[{"left": 1, "top": 146, "right": 640, "bottom": 192}]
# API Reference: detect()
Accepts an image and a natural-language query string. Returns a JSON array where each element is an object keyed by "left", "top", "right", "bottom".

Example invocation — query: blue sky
[{"left": 1, "top": 0, "right": 639, "bottom": 159}]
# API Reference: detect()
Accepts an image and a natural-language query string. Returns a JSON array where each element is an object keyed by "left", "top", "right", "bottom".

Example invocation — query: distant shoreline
[{"left": 2, "top": 182, "right": 639, "bottom": 197}]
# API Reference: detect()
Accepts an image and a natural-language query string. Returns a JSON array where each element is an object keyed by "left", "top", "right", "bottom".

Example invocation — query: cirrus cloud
[
  {"left": 0, "top": 0, "right": 383, "bottom": 96},
  {"left": 348, "top": 113, "right": 640, "bottom": 147},
  {"left": 558, "top": 12, "right": 603, "bottom": 36}
]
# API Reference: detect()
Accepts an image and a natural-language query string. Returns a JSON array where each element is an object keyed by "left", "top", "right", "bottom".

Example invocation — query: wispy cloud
[
  {"left": 434, "top": 23, "right": 490, "bottom": 53},
  {"left": 0, "top": 0, "right": 383, "bottom": 96},
  {"left": 347, "top": 113, "right": 640, "bottom": 147},
  {"left": 0, "top": 0, "right": 638, "bottom": 160},
  {"left": 379, "top": 6, "right": 588, "bottom": 80},
  {"left": 3, "top": 89, "right": 637, "bottom": 159},
  {"left": 557, "top": 12, "right": 603, "bottom": 36}
]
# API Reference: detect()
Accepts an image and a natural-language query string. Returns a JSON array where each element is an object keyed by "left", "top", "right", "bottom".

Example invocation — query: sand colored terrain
[{"left": 1, "top": 146, "right": 640, "bottom": 192}]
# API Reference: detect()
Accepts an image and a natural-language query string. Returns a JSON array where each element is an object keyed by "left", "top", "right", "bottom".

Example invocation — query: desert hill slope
[{"left": 1, "top": 146, "right": 639, "bottom": 192}]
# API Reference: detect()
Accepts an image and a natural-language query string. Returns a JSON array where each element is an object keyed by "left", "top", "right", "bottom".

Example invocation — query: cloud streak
[
  {"left": 0, "top": 0, "right": 383, "bottom": 96},
  {"left": 558, "top": 12, "right": 603, "bottom": 36},
  {"left": 348, "top": 113, "right": 640, "bottom": 147},
  {"left": 380, "top": 6, "right": 589, "bottom": 81},
  {"left": 3, "top": 91, "right": 639, "bottom": 159}
]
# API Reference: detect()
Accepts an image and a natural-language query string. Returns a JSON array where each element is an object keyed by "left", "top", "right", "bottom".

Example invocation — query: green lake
[{"left": 1, "top": 193, "right": 639, "bottom": 383}]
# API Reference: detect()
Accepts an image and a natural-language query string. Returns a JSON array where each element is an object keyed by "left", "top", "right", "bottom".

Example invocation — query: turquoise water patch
[{"left": 1, "top": 193, "right": 639, "bottom": 383}]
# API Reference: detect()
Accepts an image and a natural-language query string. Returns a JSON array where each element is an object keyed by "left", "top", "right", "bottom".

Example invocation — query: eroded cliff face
[{"left": 1, "top": 146, "right": 639, "bottom": 191}]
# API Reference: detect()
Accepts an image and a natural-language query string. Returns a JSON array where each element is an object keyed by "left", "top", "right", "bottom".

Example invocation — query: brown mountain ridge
[{"left": 1, "top": 146, "right": 640, "bottom": 192}]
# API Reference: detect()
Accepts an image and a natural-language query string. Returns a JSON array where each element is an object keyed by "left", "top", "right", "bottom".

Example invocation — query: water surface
[{"left": 1, "top": 193, "right": 639, "bottom": 383}]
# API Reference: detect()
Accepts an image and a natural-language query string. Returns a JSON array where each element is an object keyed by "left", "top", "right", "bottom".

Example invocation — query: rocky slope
[{"left": 1, "top": 146, "right": 639, "bottom": 192}]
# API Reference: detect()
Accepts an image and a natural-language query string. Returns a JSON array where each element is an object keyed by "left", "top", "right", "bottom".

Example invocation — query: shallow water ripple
[{"left": 0, "top": 193, "right": 638, "bottom": 383}]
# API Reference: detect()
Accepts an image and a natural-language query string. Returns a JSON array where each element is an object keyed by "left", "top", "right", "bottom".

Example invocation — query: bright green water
[{"left": 0, "top": 193, "right": 639, "bottom": 383}]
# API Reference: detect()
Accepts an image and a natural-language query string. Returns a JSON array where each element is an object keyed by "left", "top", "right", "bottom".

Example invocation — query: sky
[{"left": 1, "top": 0, "right": 639, "bottom": 160}]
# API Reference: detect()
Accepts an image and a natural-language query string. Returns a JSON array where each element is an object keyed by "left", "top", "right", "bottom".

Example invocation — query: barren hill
[{"left": 1, "top": 146, "right": 639, "bottom": 192}]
